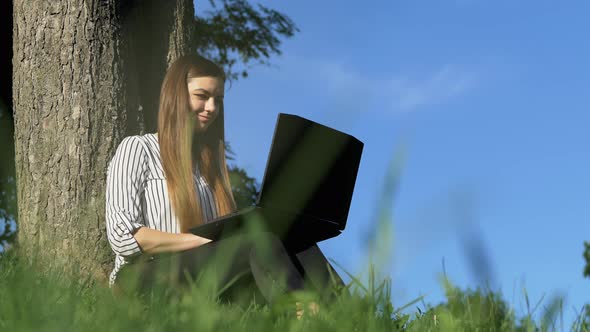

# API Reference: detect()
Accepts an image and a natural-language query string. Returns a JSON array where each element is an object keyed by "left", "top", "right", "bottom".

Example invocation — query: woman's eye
[{"left": 195, "top": 94, "right": 207, "bottom": 100}]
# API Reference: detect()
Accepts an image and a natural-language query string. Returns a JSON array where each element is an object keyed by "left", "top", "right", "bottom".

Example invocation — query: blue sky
[{"left": 197, "top": 0, "right": 590, "bottom": 325}]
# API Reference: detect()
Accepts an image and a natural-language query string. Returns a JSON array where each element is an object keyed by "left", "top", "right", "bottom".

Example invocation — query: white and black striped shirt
[{"left": 105, "top": 133, "right": 218, "bottom": 286}]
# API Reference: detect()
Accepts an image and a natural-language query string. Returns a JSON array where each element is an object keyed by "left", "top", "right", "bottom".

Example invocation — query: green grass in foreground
[
  {"left": 1, "top": 147, "right": 589, "bottom": 331},
  {"left": 0, "top": 250, "right": 588, "bottom": 332}
]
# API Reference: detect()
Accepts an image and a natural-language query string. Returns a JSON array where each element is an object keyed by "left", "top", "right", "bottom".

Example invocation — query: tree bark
[
  {"left": 120, "top": 0, "right": 195, "bottom": 134},
  {"left": 13, "top": 0, "right": 194, "bottom": 282}
]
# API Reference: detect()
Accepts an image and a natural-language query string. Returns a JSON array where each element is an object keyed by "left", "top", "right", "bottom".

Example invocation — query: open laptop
[{"left": 189, "top": 113, "right": 363, "bottom": 246}]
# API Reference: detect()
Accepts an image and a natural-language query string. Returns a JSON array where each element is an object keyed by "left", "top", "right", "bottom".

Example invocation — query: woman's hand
[{"left": 133, "top": 226, "right": 211, "bottom": 254}]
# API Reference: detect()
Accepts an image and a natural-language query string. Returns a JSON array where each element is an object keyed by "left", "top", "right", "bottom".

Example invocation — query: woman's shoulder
[
  {"left": 111, "top": 133, "right": 159, "bottom": 161},
  {"left": 115, "top": 133, "right": 164, "bottom": 175},
  {"left": 110, "top": 133, "right": 162, "bottom": 175}
]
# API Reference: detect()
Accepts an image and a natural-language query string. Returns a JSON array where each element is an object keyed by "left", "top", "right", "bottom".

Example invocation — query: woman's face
[{"left": 187, "top": 76, "right": 224, "bottom": 132}]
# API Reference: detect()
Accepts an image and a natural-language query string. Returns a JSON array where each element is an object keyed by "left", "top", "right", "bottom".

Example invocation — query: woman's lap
[{"left": 116, "top": 231, "right": 304, "bottom": 302}]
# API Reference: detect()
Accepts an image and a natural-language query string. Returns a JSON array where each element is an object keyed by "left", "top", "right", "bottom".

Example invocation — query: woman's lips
[{"left": 199, "top": 115, "right": 210, "bottom": 122}]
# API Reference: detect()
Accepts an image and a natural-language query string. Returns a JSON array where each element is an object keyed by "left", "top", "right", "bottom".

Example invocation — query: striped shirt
[{"left": 105, "top": 133, "right": 218, "bottom": 286}]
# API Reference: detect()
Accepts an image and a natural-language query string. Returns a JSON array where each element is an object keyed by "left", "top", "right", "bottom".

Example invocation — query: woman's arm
[
  {"left": 133, "top": 227, "right": 211, "bottom": 254},
  {"left": 105, "top": 136, "right": 147, "bottom": 258}
]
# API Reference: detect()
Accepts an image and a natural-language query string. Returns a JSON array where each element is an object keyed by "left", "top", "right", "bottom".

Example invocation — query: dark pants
[{"left": 117, "top": 231, "right": 344, "bottom": 305}]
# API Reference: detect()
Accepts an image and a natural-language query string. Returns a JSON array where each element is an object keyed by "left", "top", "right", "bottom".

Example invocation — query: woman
[{"left": 105, "top": 54, "right": 332, "bottom": 317}]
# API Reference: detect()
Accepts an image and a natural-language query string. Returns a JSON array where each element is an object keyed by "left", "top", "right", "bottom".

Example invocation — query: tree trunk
[
  {"left": 12, "top": 0, "right": 194, "bottom": 282},
  {"left": 120, "top": 0, "right": 195, "bottom": 134}
]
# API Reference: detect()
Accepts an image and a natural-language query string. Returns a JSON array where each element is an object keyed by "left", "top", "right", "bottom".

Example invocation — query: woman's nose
[{"left": 205, "top": 97, "right": 217, "bottom": 113}]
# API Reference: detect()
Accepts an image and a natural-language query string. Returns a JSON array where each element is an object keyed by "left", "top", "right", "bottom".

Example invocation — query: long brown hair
[{"left": 158, "top": 54, "right": 236, "bottom": 232}]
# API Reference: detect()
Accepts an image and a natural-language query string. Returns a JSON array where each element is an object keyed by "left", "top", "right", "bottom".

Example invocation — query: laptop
[{"left": 189, "top": 113, "right": 363, "bottom": 246}]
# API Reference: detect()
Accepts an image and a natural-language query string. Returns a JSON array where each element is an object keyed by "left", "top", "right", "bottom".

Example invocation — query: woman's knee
[
  {"left": 250, "top": 231, "right": 284, "bottom": 250},
  {"left": 248, "top": 232, "right": 294, "bottom": 267}
]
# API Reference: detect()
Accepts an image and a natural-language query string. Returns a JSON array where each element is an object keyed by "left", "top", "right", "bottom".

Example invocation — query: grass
[
  {"left": 1, "top": 248, "right": 589, "bottom": 332},
  {"left": 1, "top": 127, "right": 589, "bottom": 331}
]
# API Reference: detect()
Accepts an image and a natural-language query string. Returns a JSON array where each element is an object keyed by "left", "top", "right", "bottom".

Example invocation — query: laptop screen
[{"left": 256, "top": 114, "right": 363, "bottom": 230}]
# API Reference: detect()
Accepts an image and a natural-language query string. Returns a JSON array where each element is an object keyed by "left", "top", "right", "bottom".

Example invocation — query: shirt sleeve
[{"left": 105, "top": 136, "right": 148, "bottom": 258}]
